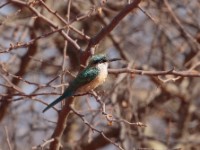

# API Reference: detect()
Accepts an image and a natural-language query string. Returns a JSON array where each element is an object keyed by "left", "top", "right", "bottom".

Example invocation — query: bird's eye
[
  {"left": 94, "top": 60, "right": 99, "bottom": 64},
  {"left": 91, "top": 58, "right": 107, "bottom": 65},
  {"left": 102, "top": 59, "right": 107, "bottom": 63}
]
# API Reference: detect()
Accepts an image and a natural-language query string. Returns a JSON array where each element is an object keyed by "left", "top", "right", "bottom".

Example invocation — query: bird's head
[{"left": 88, "top": 54, "right": 121, "bottom": 67}]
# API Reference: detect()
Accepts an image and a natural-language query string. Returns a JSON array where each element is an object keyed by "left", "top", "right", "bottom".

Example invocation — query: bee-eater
[{"left": 43, "top": 54, "right": 120, "bottom": 112}]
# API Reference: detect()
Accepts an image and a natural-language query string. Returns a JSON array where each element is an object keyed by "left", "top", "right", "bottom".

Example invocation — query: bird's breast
[{"left": 77, "top": 63, "right": 108, "bottom": 93}]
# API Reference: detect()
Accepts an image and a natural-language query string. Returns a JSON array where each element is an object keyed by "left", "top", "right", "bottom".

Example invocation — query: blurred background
[{"left": 0, "top": 0, "right": 200, "bottom": 149}]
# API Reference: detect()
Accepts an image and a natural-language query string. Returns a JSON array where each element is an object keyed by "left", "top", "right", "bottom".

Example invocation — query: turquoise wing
[{"left": 70, "top": 67, "right": 99, "bottom": 90}]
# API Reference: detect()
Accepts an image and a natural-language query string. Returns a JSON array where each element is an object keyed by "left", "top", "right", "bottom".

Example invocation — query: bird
[{"left": 43, "top": 54, "right": 120, "bottom": 112}]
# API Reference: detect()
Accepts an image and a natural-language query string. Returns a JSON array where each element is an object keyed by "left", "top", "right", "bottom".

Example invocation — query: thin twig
[
  {"left": 109, "top": 68, "right": 200, "bottom": 77},
  {"left": 4, "top": 126, "right": 12, "bottom": 150},
  {"left": 32, "top": 138, "right": 55, "bottom": 150}
]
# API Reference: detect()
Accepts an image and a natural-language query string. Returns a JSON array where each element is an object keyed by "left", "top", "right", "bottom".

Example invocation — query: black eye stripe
[{"left": 90, "top": 57, "right": 107, "bottom": 65}]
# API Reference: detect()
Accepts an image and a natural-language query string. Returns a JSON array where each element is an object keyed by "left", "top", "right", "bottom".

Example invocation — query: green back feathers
[{"left": 69, "top": 66, "right": 99, "bottom": 90}]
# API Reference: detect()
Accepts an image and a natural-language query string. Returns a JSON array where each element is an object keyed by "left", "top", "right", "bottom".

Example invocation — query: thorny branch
[
  {"left": 9, "top": 0, "right": 82, "bottom": 51},
  {"left": 70, "top": 106, "right": 125, "bottom": 150},
  {"left": 109, "top": 67, "right": 200, "bottom": 77}
]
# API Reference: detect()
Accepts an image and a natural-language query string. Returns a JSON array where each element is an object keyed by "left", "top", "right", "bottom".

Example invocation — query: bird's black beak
[{"left": 107, "top": 58, "right": 121, "bottom": 62}]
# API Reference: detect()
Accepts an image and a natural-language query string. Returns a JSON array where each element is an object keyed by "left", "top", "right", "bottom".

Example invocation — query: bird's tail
[{"left": 43, "top": 90, "right": 73, "bottom": 113}]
